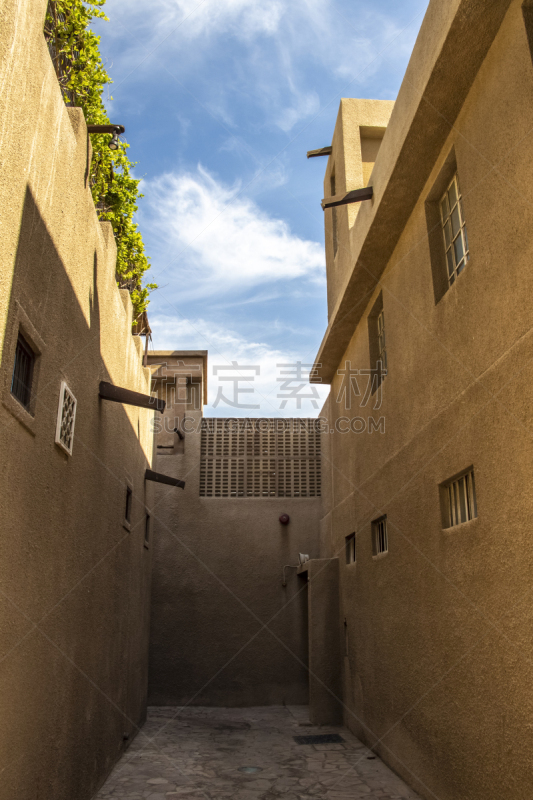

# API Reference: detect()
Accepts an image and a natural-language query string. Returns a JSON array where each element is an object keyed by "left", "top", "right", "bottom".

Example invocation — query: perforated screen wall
[{"left": 199, "top": 418, "right": 321, "bottom": 498}]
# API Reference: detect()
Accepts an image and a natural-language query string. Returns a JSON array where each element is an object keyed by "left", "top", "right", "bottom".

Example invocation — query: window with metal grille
[
  {"left": 345, "top": 533, "right": 356, "bottom": 564},
  {"left": 440, "top": 175, "right": 469, "bottom": 286},
  {"left": 11, "top": 333, "right": 35, "bottom": 409},
  {"left": 55, "top": 381, "right": 77, "bottom": 455},
  {"left": 372, "top": 515, "right": 388, "bottom": 556},
  {"left": 444, "top": 468, "right": 477, "bottom": 527},
  {"left": 199, "top": 419, "right": 321, "bottom": 498}
]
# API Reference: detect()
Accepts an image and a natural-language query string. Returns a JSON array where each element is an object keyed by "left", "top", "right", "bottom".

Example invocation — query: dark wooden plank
[
  {"left": 321, "top": 186, "right": 373, "bottom": 209},
  {"left": 99, "top": 381, "right": 165, "bottom": 413},
  {"left": 87, "top": 124, "right": 125, "bottom": 134},
  {"left": 145, "top": 469, "right": 185, "bottom": 489},
  {"left": 307, "top": 146, "right": 333, "bottom": 159}
]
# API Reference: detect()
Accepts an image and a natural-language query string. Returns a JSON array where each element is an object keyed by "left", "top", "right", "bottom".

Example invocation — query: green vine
[{"left": 44, "top": 0, "right": 156, "bottom": 321}]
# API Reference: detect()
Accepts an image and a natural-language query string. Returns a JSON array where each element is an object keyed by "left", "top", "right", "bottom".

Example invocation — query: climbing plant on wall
[{"left": 44, "top": 0, "right": 156, "bottom": 320}]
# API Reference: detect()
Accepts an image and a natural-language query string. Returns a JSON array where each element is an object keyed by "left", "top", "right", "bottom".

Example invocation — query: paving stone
[{"left": 95, "top": 707, "right": 421, "bottom": 800}]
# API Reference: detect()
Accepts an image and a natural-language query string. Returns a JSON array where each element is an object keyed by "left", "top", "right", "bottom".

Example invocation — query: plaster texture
[
  {"left": 0, "top": 2, "right": 154, "bottom": 798},
  {"left": 315, "top": 1, "right": 533, "bottom": 799},
  {"left": 146, "top": 353, "right": 321, "bottom": 709},
  {"left": 95, "top": 705, "right": 421, "bottom": 800},
  {"left": 323, "top": 99, "right": 394, "bottom": 319}
]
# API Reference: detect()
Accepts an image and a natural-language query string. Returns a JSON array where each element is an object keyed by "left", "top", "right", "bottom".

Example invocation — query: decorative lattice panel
[
  {"left": 55, "top": 381, "right": 77, "bottom": 455},
  {"left": 200, "top": 419, "right": 321, "bottom": 498}
]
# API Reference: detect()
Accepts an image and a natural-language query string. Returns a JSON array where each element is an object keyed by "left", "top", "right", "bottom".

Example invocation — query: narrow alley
[{"left": 95, "top": 706, "right": 420, "bottom": 799}]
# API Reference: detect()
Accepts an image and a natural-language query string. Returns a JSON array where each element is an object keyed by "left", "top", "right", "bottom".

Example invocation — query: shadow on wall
[{"left": 0, "top": 186, "right": 152, "bottom": 800}]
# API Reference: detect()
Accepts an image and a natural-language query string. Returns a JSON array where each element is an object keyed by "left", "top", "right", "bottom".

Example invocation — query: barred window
[
  {"left": 199, "top": 419, "right": 321, "bottom": 498},
  {"left": 444, "top": 468, "right": 477, "bottom": 527},
  {"left": 372, "top": 515, "right": 388, "bottom": 556},
  {"left": 11, "top": 333, "right": 35, "bottom": 409},
  {"left": 440, "top": 175, "right": 469, "bottom": 286}
]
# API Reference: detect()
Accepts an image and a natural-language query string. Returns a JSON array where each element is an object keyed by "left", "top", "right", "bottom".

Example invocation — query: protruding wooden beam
[
  {"left": 99, "top": 381, "right": 165, "bottom": 413},
  {"left": 307, "top": 146, "right": 332, "bottom": 158},
  {"left": 87, "top": 124, "right": 125, "bottom": 134},
  {"left": 321, "top": 186, "right": 373, "bottom": 210},
  {"left": 145, "top": 469, "right": 185, "bottom": 489}
]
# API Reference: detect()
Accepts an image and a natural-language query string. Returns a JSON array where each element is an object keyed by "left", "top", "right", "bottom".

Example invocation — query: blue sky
[{"left": 92, "top": 0, "right": 429, "bottom": 416}]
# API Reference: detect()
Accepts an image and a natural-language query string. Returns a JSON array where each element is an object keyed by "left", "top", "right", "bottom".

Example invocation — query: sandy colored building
[
  {"left": 3, "top": 0, "right": 533, "bottom": 799},
  {"left": 313, "top": 0, "right": 533, "bottom": 798},
  {"left": 146, "top": 352, "right": 338, "bottom": 721},
  {"left": 0, "top": 2, "right": 157, "bottom": 799}
]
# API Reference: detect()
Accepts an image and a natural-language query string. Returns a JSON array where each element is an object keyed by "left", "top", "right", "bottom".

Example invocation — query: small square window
[
  {"left": 345, "top": 533, "right": 356, "bottom": 564},
  {"left": 440, "top": 175, "right": 469, "bottom": 286},
  {"left": 372, "top": 515, "right": 388, "bottom": 556},
  {"left": 442, "top": 468, "right": 477, "bottom": 528},
  {"left": 11, "top": 333, "right": 35, "bottom": 409},
  {"left": 55, "top": 381, "right": 77, "bottom": 455}
]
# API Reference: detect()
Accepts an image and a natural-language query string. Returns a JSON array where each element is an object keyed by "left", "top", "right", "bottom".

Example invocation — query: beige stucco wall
[
  {"left": 323, "top": 98, "right": 394, "bottom": 318},
  {"left": 317, "top": 1, "right": 533, "bottom": 799},
  {"left": 147, "top": 353, "right": 321, "bottom": 707},
  {"left": 0, "top": 3, "right": 154, "bottom": 799}
]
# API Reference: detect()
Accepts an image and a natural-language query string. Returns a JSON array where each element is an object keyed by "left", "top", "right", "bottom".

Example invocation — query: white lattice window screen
[
  {"left": 199, "top": 419, "right": 321, "bottom": 498},
  {"left": 55, "top": 381, "right": 77, "bottom": 455}
]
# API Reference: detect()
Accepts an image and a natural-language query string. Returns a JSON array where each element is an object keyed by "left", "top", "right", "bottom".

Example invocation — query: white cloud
[
  {"left": 150, "top": 314, "right": 329, "bottom": 417},
  {"left": 102, "top": 0, "right": 423, "bottom": 129},
  {"left": 144, "top": 165, "right": 325, "bottom": 298},
  {"left": 275, "top": 90, "right": 320, "bottom": 133},
  {"left": 109, "top": 0, "right": 284, "bottom": 40}
]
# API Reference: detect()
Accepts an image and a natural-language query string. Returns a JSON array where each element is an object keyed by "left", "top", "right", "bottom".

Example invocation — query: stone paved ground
[{"left": 95, "top": 706, "right": 421, "bottom": 800}]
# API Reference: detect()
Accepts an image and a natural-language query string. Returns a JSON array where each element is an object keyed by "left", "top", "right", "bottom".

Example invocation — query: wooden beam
[
  {"left": 87, "top": 124, "right": 125, "bottom": 134},
  {"left": 307, "top": 146, "right": 332, "bottom": 159},
  {"left": 321, "top": 186, "right": 373, "bottom": 210},
  {"left": 99, "top": 381, "right": 165, "bottom": 413},
  {"left": 145, "top": 469, "right": 185, "bottom": 489}
]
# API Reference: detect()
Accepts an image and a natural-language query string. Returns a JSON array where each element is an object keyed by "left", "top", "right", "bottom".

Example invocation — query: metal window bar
[
  {"left": 440, "top": 174, "right": 470, "bottom": 286},
  {"left": 447, "top": 469, "right": 477, "bottom": 526},
  {"left": 11, "top": 334, "right": 35, "bottom": 408}
]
